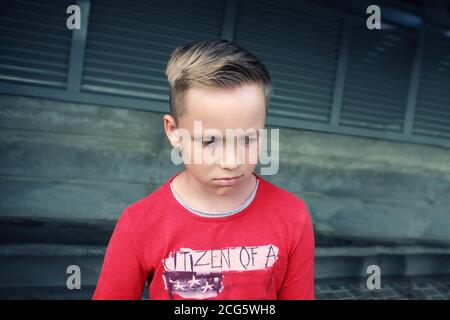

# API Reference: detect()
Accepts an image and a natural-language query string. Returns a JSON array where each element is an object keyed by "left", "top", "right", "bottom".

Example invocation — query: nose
[
  {"left": 218, "top": 146, "right": 241, "bottom": 170},
  {"left": 219, "top": 158, "right": 239, "bottom": 170}
]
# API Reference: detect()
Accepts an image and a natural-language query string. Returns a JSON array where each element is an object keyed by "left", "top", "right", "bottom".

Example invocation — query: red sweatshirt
[{"left": 93, "top": 173, "right": 315, "bottom": 300}]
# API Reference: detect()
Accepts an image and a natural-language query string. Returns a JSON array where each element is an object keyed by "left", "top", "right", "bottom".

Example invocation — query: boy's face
[{"left": 165, "top": 83, "right": 266, "bottom": 194}]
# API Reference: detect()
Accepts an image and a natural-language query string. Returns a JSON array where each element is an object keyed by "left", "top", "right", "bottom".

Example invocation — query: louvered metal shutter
[
  {"left": 234, "top": 0, "right": 342, "bottom": 124},
  {"left": 0, "top": 0, "right": 72, "bottom": 88},
  {"left": 82, "top": 0, "right": 225, "bottom": 100},
  {"left": 340, "top": 21, "right": 417, "bottom": 132},
  {"left": 413, "top": 28, "right": 450, "bottom": 139}
]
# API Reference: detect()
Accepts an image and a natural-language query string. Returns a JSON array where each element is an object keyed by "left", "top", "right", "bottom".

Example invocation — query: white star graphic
[
  {"left": 172, "top": 280, "right": 186, "bottom": 291},
  {"left": 187, "top": 275, "right": 202, "bottom": 288},
  {"left": 200, "top": 280, "right": 214, "bottom": 293}
]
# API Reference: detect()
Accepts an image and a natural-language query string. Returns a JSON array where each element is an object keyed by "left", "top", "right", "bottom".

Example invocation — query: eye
[{"left": 202, "top": 136, "right": 216, "bottom": 146}]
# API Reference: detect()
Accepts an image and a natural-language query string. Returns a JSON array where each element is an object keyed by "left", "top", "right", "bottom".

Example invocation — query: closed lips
[{"left": 216, "top": 176, "right": 241, "bottom": 180}]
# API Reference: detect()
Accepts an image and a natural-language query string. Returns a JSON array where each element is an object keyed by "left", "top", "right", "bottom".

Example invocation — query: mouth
[{"left": 214, "top": 175, "right": 243, "bottom": 186}]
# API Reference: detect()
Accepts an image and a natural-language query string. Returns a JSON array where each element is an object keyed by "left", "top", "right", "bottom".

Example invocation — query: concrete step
[
  {"left": 0, "top": 244, "right": 104, "bottom": 288},
  {"left": 0, "top": 243, "right": 448, "bottom": 299},
  {"left": 0, "top": 285, "right": 97, "bottom": 300},
  {"left": 2, "top": 216, "right": 449, "bottom": 247},
  {"left": 0, "top": 244, "right": 448, "bottom": 289},
  {"left": 315, "top": 246, "right": 450, "bottom": 279},
  {"left": 0, "top": 217, "right": 114, "bottom": 246}
]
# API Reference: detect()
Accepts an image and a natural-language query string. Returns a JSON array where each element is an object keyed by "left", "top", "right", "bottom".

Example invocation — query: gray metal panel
[
  {"left": 0, "top": 0, "right": 448, "bottom": 149},
  {"left": 413, "top": 27, "right": 450, "bottom": 139},
  {"left": 67, "top": 0, "right": 91, "bottom": 93},
  {"left": 82, "top": 0, "right": 225, "bottom": 99},
  {"left": 340, "top": 21, "right": 417, "bottom": 132},
  {"left": 234, "top": 0, "right": 342, "bottom": 123},
  {"left": 0, "top": 0, "right": 72, "bottom": 88}
]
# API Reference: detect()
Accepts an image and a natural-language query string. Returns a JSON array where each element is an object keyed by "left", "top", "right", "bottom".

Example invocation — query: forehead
[{"left": 179, "top": 83, "right": 266, "bottom": 131}]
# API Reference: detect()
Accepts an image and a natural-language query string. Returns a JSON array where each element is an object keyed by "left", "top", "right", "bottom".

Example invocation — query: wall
[
  {"left": 0, "top": 94, "right": 449, "bottom": 297},
  {"left": 1, "top": 94, "right": 449, "bottom": 245}
]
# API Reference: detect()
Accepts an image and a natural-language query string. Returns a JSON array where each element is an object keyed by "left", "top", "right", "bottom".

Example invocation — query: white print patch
[{"left": 162, "top": 244, "right": 279, "bottom": 299}]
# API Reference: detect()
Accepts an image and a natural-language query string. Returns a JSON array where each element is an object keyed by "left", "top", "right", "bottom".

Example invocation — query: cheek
[
  {"left": 245, "top": 163, "right": 257, "bottom": 172},
  {"left": 185, "top": 163, "right": 214, "bottom": 176},
  {"left": 179, "top": 141, "right": 202, "bottom": 163},
  {"left": 244, "top": 142, "right": 260, "bottom": 163}
]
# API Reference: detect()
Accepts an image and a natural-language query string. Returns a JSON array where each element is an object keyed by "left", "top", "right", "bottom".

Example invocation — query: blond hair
[{"left": 165, "top": 39, "right": 272, "bottom": 121}]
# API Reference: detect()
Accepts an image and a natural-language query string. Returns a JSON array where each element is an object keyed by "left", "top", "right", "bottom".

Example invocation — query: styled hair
[{"left": 165, "top": 39, "right": 272, "bottom": 121}]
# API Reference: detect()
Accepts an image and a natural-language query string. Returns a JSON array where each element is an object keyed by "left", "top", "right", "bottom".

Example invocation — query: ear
[{"left": 163, "top": 114, "right": 180, "bottom": 148}]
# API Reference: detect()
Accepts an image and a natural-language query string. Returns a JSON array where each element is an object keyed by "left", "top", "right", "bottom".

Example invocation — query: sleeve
[
  {"left": 93, "top": 209, "right": 148, "bottom": 300},
  {"left": 277, "top": 206, "right": 315, "bottom": 300}
]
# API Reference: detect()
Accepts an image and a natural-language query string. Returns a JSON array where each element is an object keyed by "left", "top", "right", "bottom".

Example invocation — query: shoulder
[
  {"left": 117, "top": 179, "right": 171, "bottom": 228},
  {"left": 257, "top": 177, "right": 314, "bottom": 251},
  {"left": 258, "top": 176, "right": 311, "bottom": 225},
  {"left": 259, "top": 176, "right": 309, "bottom": 210}
]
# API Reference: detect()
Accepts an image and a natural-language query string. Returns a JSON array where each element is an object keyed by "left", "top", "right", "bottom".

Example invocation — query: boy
[{"left": 93, "top": 39, "right": 315, "bottom": 300}]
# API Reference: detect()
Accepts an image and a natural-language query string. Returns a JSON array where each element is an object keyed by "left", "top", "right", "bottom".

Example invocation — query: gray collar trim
[{"left": 169, "top": 178, "right": 259, "bottom": 218}]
